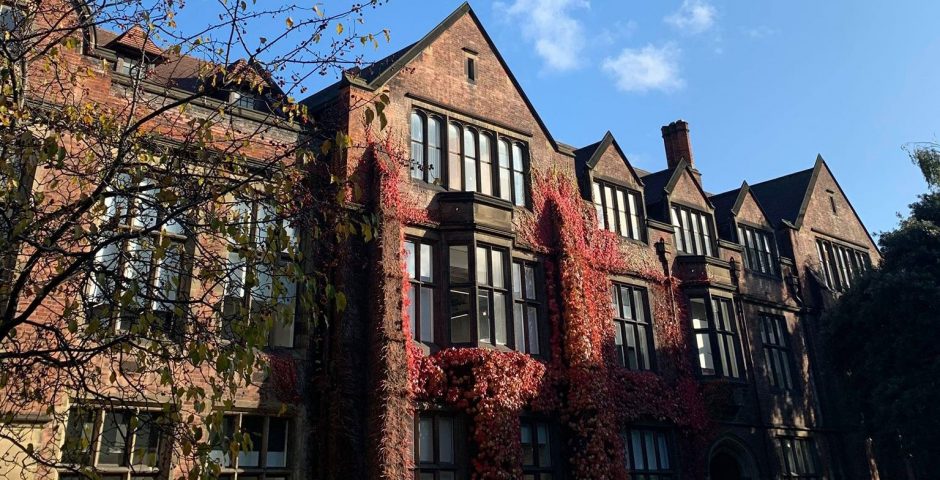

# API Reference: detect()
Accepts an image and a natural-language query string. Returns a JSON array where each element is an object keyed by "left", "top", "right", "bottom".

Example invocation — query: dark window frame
[
  {"left": 414, "top": 411, "right": 467, "bottom": 480},
  {"left": 512, "top": 259, "right": 546, "bottom": 357},
  {"left": 623, "top": 427, "right": 676, "bottom": 479},
  {"left": 759, "top": 313, "right": 796, "bottom": 392},
  {"left": 670, "top": 203, "right": 715, "bottom": 256},
  {"left": 689, "top": 295, "right": 745, "bottom": 380},
  {"left": 592, "top": 178, "right": 645, "bottom": 242},
  {"left": 406, "top": 238, "right": 437, "bottom": 345},
  {"left": 815, "top": 237, "right": 870, "bottom": 292},
  {"left": 737, "top": 223, "right": 778, "bottom": 276},
  {"left": 520, "top": 418, "right": 557, "bottom": 480},
  {"left": 775, "top": 436, "right": 822, "bottom": 479},
  {"left": 410, "top": 110, "right": 444, "bottom": 185},
  {"left": 611, "top": 282, "right": 655, "bottom": 371},
  {"left": 474, "top": 243, "right": 511, "bottom": 346}
]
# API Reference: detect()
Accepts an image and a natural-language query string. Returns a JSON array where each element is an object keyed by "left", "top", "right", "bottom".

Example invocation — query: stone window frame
[
  {"left": 210, "top": 412, "right": 293, "bottom": 480},
  {"left": 736, "top": 222, "right": 779, "bottom": 277},
  {"left": 409, "top": 105, "right": 530, "bottom": 207},
  {"left": 669, "top": 202, "right": 715, "bottom": 257},
  {"left": 58, "top": 404, "right": 170, "bottom": 480},
  {"left": 592, "top": 178, "right": 645, "bottom": 242}
]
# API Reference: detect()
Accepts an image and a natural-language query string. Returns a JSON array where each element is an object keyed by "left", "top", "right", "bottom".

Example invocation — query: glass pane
[
  {"left": 499, "top": 140, "right": 512, "bottom": 200},
  {"left": 524, "top": 265, "right": 536, "bottom": 300},
  {"left": 680, "top": 209, "right": 692, "bottom": 253},
  {"left": 428, "top": 118, "right": 442, "bottom": 184},
  {"left": 477, "top": 291, "right": 491, "bottom": 342},
  {"left": 449, "top": 246, "right": 470, "bottom": 283},
  {"left": 133, "top": 182, "right": 159, "bottom": 229},
  {"left": 480, "top": 134, "right": 492, "bottom": 195},
  {"left": 439, "top": 473, "right": 455, "bottom": 480},
  {"left": 154, "top": 243, "right": 182, "bottom": 313},
  {"left": 514, "top": 303, "right": 525, "bottom": 351},
  {"left": 476, "top": 247, "right": 489, "bottom": 286},
  {"left": 420, "top": 243, "right": 433, "bottom": 283},
  {"left": 696, "top": 333, "right": 715, "bottom": 373},
  {"left": 464, "top": 130, "right": 477, "bottom": 192},
  {"left": 521, "top": 425, "right": 534, "bottom": 466},
  {"left": 690, "top": 298, "right": 708, "bottom": 329},
  {"left": 628, "top": 193, "right": 641, "bottom": 239},
  {"left": 131, "top": 413, "right": 161, "bottom": 467},
  {"left": 267, "top": 417, "right": 289, "bottom": 467},
  {"left": 657, "top": 433, "right": 670, "bottom": 469},
  {"left": 448, "top": 124, "right": 461, "bottom": 189},
  {"left": 439, "top": 417, "right": 454, "bottom": 463},
  {"left": 670, "top": 207, "right": 682, "bottom": 251},
  {"left": 616, "top": 190, "right": 629, "bottom": 237},
  {"left": 620, "top": 286, "right": 632, "bottom": 320},
  {"left": 631, "top": 431, "right": 645, "bottom": 470},
  {"left": 604, "top": 186, "right": 616, "bottom": 233},
  {"left": 419, "top": 416, "right": 433, "bottom": 463},
  {"left": 644, "top": 432, "right": 656, "bottom": 471},
  {"left": 239, "top": 415, "right": 263, "bottom": 467},
  {"left": 405, "top": 241, "right": 416, "bottom": 279},
  {"left": 494, "top": 292, "right": 508, "bottom": 345},
  {"left": 491, "top": 250, "right": 504, "bottom": 289},
  {"left": 691, "top": 211, "right": 703, "bottom": 254},
  {"left": 537, "top": 424, "right": 551, "bottom": 467},
  {"left": 63, "top": 408, "right": 96, "bottom": 465},
  {"left": 209, "top": 416, "right": 236, "bottom": 468},
  {"left": 513, "top": 171, "right": 525, "bottom": 206},
  {"left": 527, "top": 306, "right": 540, "bottom": 355},
  {"left": 512, "top": 144, "right": 524, "bottom": 171},
  {"left": 408, "top": 285, "right": 417, "bottom": 339},
  {"left": 512, "top": 263, "right": 523, "bottom": 299},
  {"left": 625, "top": 326, "right": 638, "bottom": 370},
  {"left": 420, "top": 287, "right": 434, "bottom": 342},
  {"left": 98, "top": 411, "right": 129, "bottom": 465},
  {"left": 633, "top": 290, "right": 646, "bottom": 324},
  {"left": 450, "top": 288, "right": 471, "bottom": 343},
  {"left": 636, "top": 325, "right": 649, "bottom": 370}
]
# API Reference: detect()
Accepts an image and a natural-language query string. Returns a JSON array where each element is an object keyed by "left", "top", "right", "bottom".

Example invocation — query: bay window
[
  {"left": 738, "top": 224, "right": 777, "bottom": 276},
  {"left": 593, "top": 180, "right": 644, "bottom": 241},
  {"left": 59, "top": 406, "right": 167, "bottom": 480},
  {"left": 405, "top": 239, "right": 436, "bottom": 344},
  {"left": 670, "top": 205, "right": 714, "bottom": 256},
  {"left": 690, "top": 296, "right": 743, "bottom": 379},
  {"left": 611, "top": 283, "right": 654, "bottom": 371},
  {"left": 224, "top": 199, "right": 297, "bottom": 348}
]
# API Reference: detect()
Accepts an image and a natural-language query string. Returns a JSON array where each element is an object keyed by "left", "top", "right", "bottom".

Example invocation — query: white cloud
[
  {"left": 496, "top": 0, "right": 590, "bottom": 71},
  {"left": 664, "top": 0, "right": 717, "bottom": 34},
  {"left": 743, "top": 26, "right": 777, "bottom": 39},
  {"left": 602, "top": 43, "right": 684, "bottom": 93}
]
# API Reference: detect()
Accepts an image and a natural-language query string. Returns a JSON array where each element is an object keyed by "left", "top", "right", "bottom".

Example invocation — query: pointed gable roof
[
  {"left": 749, "top": 157, "right": 820, "bottom": 228},
  {"left": 300, "top": 2, "right": 562, "bottom": 151},
  {"left": 574, "top": 131, "right": 644, "bottom": 186},
  {"left": 105, "top": 25, "right": 163, "bottom": 57},
  {"left": 710, "top": 181, "right": 776, "bottom": 240}
]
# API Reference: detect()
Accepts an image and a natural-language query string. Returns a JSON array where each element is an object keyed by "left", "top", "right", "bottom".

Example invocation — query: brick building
[{"left": 3, "top": 1, "right": 885, "bottom": 480}]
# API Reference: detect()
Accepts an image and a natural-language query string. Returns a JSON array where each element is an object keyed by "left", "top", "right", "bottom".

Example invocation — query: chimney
[{"left": 661, "top": 120, "right": 694, "bottom": 170}]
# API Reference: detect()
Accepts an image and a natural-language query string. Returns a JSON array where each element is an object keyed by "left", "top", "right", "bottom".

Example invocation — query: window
[
  {"left": 520, "top": 420, "right": 554, "bottom": 480},
  {"left": 759, "top": 314, "right": 795, "bottom": 391},
  {"left": 446, "top": 121, "right": 527, "bottom": 206},
  {"left": 475, "top": 245, "right": 510, "bottom": 345},
  {"left": 466, "top": 57, "right": 476, "bottom": 83},
  {"left": 406, "top": 239, "right": 436, "bottom": 344},
  {"left": 59, "top": 406, "right": 167, "bottom": 480},
  {"left": 593, "top": 180, "right": 644, "bottom": 241},
  {"left": 670, "top": 205, "right": 713, "bottom": 256},
  {"left": 828, "top": 192, "right": 838, "bottom": 215},
  {"left": 224, "top": 199, "right": 297, "bottom": 348},
  {"left": 776, "top": 437, "right": 821, "bottom": 479},
  {"left": 690, "top": 297, "right": 743, "bottom": 379},
  {"left": 415, "top": 413, "right": 465, "bottom": 480},
  {"left": 611, "top": 283, "right": 654, "bottom": 371},
  {"left": 117, "top": 57, "right": 149, "bottom": 79},
  {"left": 86, "top": 175, "right": 188, "bottom": 338},
  {"left": 0, "top": 5, "right": 24, "bottom": 57},
  {"left": 815, "top": 238, "right": 870, "bottom": 292},
  {"left": 210, "top": 413, "right": 291, "bottom": 480},
  {"left": 411, "top": 112, "right": 443, "bottom": 185},
  {"left": 737, "top": 224, "right": 777, "bottom": 276},
  {"left": 623, "top": 428, "right": 674, "bottom": 479},
  {"left": 512, "top": 260, "right": 544, "bottom": 356}
]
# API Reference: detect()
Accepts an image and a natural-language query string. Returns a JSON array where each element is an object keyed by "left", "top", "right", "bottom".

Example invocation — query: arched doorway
[
  {"left": 709, "top": 451, "right": 743, "bottom": 480},
  {"left": 708, "top": 437, "right": 758, "bottom": 480}
]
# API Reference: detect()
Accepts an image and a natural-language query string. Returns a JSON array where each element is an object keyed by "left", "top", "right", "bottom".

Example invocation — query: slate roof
[
  {"left": 749, "top": 166, "right": 815, "bottom": 228},
  {"left": 640, "top": 168, "right": 674, "bottom": 207}
]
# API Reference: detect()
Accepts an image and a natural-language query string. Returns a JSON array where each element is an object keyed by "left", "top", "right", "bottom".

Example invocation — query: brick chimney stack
[{"left": 661, "top": 120, "right": 694, "bottom": 170}]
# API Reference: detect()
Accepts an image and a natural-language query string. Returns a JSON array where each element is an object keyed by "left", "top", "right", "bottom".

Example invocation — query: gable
[
  {"left": 801, "top": 161, "right": 878, "bottom": 252},
  {"left": 667, "top": 166, "right": 712, "bottom": 212},
  {"left": 736, "top": 189, "right": 773, "bottom": 230},
  {"left": 586, "top": 135, "right": 643, "bottom": 191}
]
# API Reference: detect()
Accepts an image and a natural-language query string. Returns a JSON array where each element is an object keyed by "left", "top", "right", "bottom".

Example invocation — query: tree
[
  {"left": 0, "top": 1, "right": 388, "bottom": 478},
  {"left": 823, "top": 143, "right": 940, "bottom": 479}
]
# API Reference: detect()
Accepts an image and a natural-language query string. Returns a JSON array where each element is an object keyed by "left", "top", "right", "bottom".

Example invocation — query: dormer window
[
  {"left": 737, "top": 224, "right": 777, "bottom": 276},
  {"left": 230, "top": 90, "right": 268, "bottom": 111},
  {"left": 670, "top": 204, "right": 714, "bottom": 256},
  {"left": 116, "top": 57, "right": 149, "bottom": 79},
  {"left": 592, "top": 180, "right": 644, "bottom": 241}
]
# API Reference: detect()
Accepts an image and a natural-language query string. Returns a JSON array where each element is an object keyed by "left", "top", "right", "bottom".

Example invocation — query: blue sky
[
  {"left": 324, "top": 0, "right": 939, "bottom": 237},
  {"left": 174, "top": 0, "right": 939, "bottom": 236}
]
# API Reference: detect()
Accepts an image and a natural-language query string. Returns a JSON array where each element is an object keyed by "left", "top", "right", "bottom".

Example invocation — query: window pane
[
  {"left": 420, "top": 287, "right": 434, "bottom": 342},
  {"left": 411, "top": 113, "right": 424, "bottom": 180},
  {"left": 131, "top": 413, "right": 162, "bottom": 467},
  {"left": 633, "top": 290, "right": 647, "bottom": 324},
  {"left": 450, "top": 288, "right": 472, "bottom": 343},
  {"left": 691, "top": 211, "right": 703, "bottom": 254},
  {"left": 449, "top": 246, "right": 470, "bottom": 283},
  {"left": 428, "top": 117, "right": 442, "bottom": 184},
  {"left": 537, "top": 424, "right": 551, "bottom": 467},
  {"left": 670, "top": 207, "right": 683, "bottom": 252},
  {"left": 491, "top": 250, "right": 504, "bottom": 289},
  {"left": 420, "top": 243, "right": 433, "bottom": 283},
  {"left": 512, "top": 263, "right": 523, "bottom": 299},
  {"left": 524, "top": 265, "right": 536, "bottom": 300},
  {"left": 631, "top": 431, "right": 645, "bottom": 469},
  {"left": 448, "top": 124, "right": 461, "bottom": 189},
  {"left": 521, "top": 425, "right": 534, "bottom": 466},
  {"left": 604, "top": 186, "right": 616, "bottom": 233},
  {"left": 476, "top": 247, "right": 489, "bottom": 286},
  {"left": 239, "top": 415, "right": 263, "bottom": 467},
  {"left": 480, "top": 134, "right": 492, "bottom": 195},
  {"left": 514, "top": 303, "right": 526, "bottom": 351},
  {"left": 405, "top": 241, "right": 416, "bottom": 279},
  {"left": 419, "top": 416, "right": 433, "bottom": 463},
  {"left": 527, "top": 306, "right": 540, "bottom": 355},
  {"left": 63, "top": 408, "right": 96, "bottom": 465},
  {"left": 438, "top": 417, "right": 454, "bottom": 464},
  {"left": 680, "top": 209, "right": 692, "bottom": 254},
  {"left": 267, "top": 418, "right": 288, "bottom": 468},
  {"left": 617, "top": 190, "right": 629, "bottom": 237},
  {"left": 619, "top": 286, "right": 632, "bottom": 320},
  {"left": 499, "top": 140, "right": 512, "bottom": 201},
  {"left": 513, "top": 171, "right": 525, "bottom": 206},
  {"left": 463, "top": 130, "right": 477, "bottom": 192},
  {"left": 690, "top": 298, "right": 708, "bottom": 329},
  {"left": 628, "top": 193, "right": 641, "bottom": 240},
  {"left": 98, "top": 411, "right": 129, "bottom": 465},
  {"left": 408, "top": 286, "right": 416, "bottom": 339},
  {"left": 696, "top": 333, "right": 714, "bottom": 373},
  {"left": 478, "top": 291, "right": 491, "bottom": 342},
  {"left": 494, "top": 292, "right": 508, "bottom": 345}
]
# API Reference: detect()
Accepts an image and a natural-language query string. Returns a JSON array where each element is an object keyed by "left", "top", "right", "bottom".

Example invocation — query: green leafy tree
[
  {"left": 823, "top": 144, "right": 940, "bottom": 479},
  {"left": 0, "top": 1, "right": 388, "bottom": 479}
]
